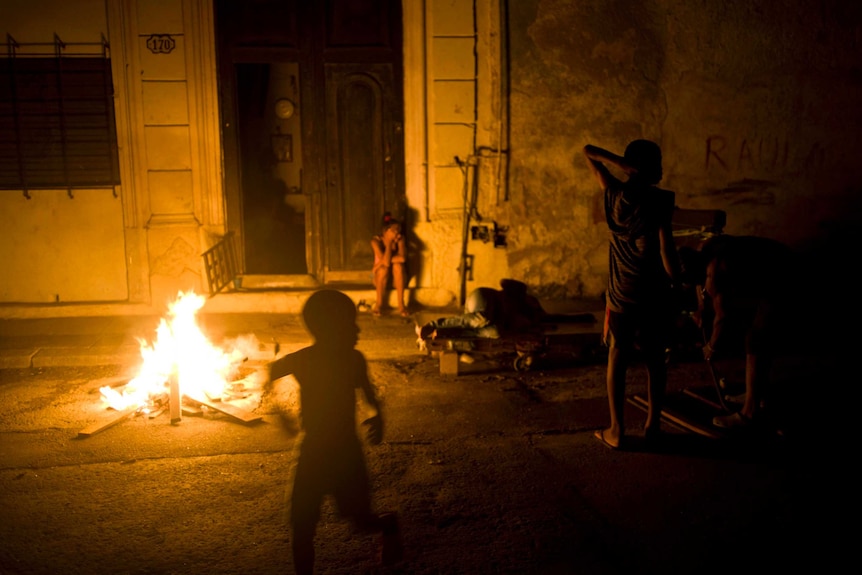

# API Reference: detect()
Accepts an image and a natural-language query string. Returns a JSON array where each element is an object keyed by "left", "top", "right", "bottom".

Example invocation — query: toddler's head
[{"left": 302, "top": 289, "right": 359, "bottom": 346}]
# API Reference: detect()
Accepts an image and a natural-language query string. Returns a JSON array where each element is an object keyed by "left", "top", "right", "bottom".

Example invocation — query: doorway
[
  {"left": 235, "top": 62, "right": 306, "bottom": 274},
  {"left": 214, "top": 0, "right": 405, "bottom": 283}
]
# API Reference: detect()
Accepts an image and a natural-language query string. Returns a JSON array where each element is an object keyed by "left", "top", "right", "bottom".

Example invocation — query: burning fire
[{"left": 101, "top": 291, "right": 258, "bottom": 412}]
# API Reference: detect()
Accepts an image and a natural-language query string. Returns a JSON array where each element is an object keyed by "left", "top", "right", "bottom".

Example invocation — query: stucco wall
[
  {"left": 0, "top": 0, "right": 129, "bottom": 303},
  {"left": 0, "top": 189, "right": 127, "bottom": 303},
  {"left": 503, "top": 0, "right": 861, "bottom": 299},
  {"left": 1, "top": 0, "right": 223, "bottom": 310},
  {"left": 126, "top": 0, "right": 223, "bottom": 310}
]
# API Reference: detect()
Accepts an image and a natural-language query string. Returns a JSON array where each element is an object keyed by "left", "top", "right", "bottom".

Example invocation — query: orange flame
[{"left": 100, "top": 291, "right": 252, "bottom": 411}]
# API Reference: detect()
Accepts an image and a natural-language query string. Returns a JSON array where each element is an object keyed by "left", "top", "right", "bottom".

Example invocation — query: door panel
[{"left": 325, "top": 64, "right": 401, "bottom": 272}]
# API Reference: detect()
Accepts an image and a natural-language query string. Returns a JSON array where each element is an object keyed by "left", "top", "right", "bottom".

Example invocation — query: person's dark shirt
[{"left": 604, "top": 178, "right": 675, "bottom": 312}]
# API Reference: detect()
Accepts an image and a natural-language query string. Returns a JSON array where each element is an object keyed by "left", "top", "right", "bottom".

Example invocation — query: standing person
[
  {"left": 683, "top": 235, "right": 797, "bottom": 429},
  {"left": 371, "top": 212, "right": 409, "bottom": 316},
  {"left": 584, "top": 140, "right": 681, "bottom": 449},
  {"left": 264, "top": 289, "right": 402, "bottom": 574}
]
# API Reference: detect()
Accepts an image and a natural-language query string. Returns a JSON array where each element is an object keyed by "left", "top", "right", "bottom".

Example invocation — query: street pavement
[{"left": 0, "top": 292, "right": 849, "bottom": 574}]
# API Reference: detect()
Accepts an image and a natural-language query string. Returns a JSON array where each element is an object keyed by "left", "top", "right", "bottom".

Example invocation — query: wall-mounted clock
[{"left": 274, "top": 98, "right": 295, "bottom": 120}]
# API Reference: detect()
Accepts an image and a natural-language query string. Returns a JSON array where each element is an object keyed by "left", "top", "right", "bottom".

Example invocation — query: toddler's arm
[{"left": 356, "top": 354, "right": 384, "bottom": 444}]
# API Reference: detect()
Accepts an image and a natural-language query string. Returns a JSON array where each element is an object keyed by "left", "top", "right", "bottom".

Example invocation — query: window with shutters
[{"left": 0, "top": 35, "right": 120, "bottom": 196}]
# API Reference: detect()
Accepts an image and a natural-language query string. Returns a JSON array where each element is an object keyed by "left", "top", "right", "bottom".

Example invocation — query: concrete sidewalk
[
  {"left": 0, "top": 311, "right": 429, "bottom": 369},
  {"left": 0, "top": 285, "right": 606, "bottom": 369},
  {"left": 0, "top": 286, "right": 606, "bottom": 369},
  {"left": 0, "top": 284, "right": 455, "bottom": 319},
  {"left": 0, "top": 285, "right": 431, "bottom": 369}
]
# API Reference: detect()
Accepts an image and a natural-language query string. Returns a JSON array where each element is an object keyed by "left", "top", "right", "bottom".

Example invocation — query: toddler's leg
[
  {"left": 378, "top": 511, "right": 404, "bottom": 565},
  {"left": 291, "top": 521, "right": 315, "bottom": 575},
  {"left": 353, "top": 511, "right": 403, "bottom": 566}
]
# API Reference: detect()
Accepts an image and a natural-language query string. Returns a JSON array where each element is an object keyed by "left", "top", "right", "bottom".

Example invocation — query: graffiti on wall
[{"left": 705, "top": 136, "right": 825, "bottom": 175}]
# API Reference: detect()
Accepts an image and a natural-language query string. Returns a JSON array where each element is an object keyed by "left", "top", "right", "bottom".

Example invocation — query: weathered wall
[
  {"left": 0, "top": 0, "right": 129, "bottom": 303},
  {"left": 406, "top": 0, "right": 512, "bottom": 306},
  {"left": 502, "top": 0, "right": 861, "bottom": 299},
  {"left": 3, "top": 0, "right": 859, "bottom": 313}
]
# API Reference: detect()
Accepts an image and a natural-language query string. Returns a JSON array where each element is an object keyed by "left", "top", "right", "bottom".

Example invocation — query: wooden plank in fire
[
  {"left": 183, "top": 394, "right": 262, "bottom": 424},
  {"left": 93, "top": 375, "right": 131, "bottom": 388},
  {"left": 229, "top": 369, "right": 267, "bottom": 394},
  {"left": 240, "top": 359, "right": 272, "bottom": 370},
  {"left": 78, "top": 407, "right": 138, "bottom": 438},
  {"left": 182, "top": 404, "right": 203, "bottom": 416},
  {"left": 88, "top": 375, "right": 131, "bottom": 394}
]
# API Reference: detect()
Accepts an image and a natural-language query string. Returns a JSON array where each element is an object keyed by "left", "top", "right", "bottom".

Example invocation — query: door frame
[{"left": 214, "top": 0, "right": 404, "bottom": 283}]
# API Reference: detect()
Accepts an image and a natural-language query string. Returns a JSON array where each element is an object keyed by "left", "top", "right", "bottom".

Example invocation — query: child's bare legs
[
  {"left": 353, "top": 511, "right": 403, "bottom": 565},
  {"left": 644, "top": 350, "right": 667, "bottom": 438},
  {"left": 596, "top": 344, "right": 627, "bottom": 448},
  {"left": 713, "top": 352, "right": 772, "bottom": 428},
  {"left": 290, "top": 461, "right": 322, "bottom": 575},
  {"left": 392, "top": 262, "right": 408, "bottom": 315},
  {"left": 291, "top": 520, "right": 315, "bottom": 575},
  {"left": 372, "top": 265, "right": 389, "bottom": 315},
  {"left": 742, "top": 352, "right": 770, "bottom": 419}
]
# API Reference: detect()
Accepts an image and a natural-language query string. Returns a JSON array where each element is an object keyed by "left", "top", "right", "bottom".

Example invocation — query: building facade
[{"left": 2, "top": 0, "right": 859, "bottom": 316}]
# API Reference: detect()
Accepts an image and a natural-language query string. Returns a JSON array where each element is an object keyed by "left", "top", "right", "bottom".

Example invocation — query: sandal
[{"left": 712, "top": 411, "right": 752, "bottom": 429}]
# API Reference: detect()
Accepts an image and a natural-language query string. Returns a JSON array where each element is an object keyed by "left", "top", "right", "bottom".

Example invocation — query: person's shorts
[
  {"left": 745, "top": 299, "right": 791, "bottom": 356},
  {"left": 605, "top": 305, "right": 672, "bottom": 356}
]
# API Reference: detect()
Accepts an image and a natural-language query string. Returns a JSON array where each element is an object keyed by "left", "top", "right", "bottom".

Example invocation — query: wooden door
[
  {"left": 317, "top": 0, "right": 404, "bottom": 280},
  {"left": 324, "top": 63, "right": 403, "bottom": 274},
  {"left": 215, "top": 0, "right": 403, "bottom": 281}
]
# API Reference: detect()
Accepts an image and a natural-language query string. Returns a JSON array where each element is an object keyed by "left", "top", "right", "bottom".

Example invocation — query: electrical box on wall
[{"left": 470, "top": 222, "right": 508, "bottom": 248}]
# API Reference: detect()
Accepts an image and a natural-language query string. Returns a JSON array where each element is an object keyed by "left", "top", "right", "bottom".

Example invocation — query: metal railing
[{"left": 202, "top": 232, "right": 240, "bottom": 295}]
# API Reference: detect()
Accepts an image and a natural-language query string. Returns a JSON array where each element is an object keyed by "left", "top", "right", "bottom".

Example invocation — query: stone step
[{"left": 201, "top": 285, "right": 456, "bottom": 314}]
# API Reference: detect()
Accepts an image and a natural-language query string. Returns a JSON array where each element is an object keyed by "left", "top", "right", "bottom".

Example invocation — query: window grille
[{"left": 0, "top": 34, "right": 120, "bottom": 197}]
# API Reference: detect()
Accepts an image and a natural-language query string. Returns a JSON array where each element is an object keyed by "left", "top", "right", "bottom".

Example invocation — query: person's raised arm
[{"left": 583, "top": 144, "right": 637, "bottom": 190}]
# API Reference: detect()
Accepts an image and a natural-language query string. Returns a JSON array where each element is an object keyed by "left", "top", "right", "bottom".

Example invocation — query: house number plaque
[{"left": 146, "top": 34, "right": 176, "bottom": 54}]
